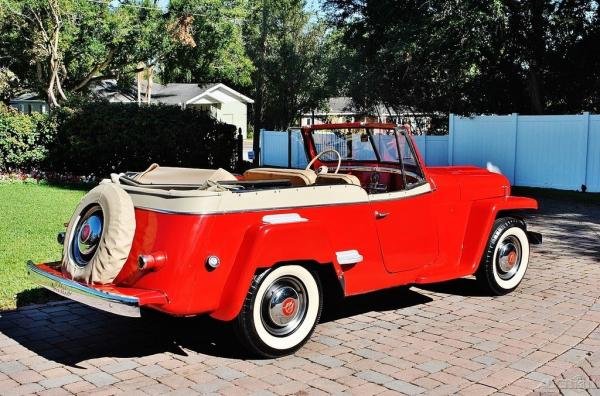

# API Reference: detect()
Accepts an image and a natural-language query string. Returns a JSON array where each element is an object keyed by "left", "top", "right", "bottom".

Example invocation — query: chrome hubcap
[
  {"left": 71, "top": 205, "right": 103, "bottom": 267},
  {"left": 261, "top": 276, "right": 307, "bottom": 337},
  {"left": 496, "top": 235, "right": 521, "bottom": 280}
]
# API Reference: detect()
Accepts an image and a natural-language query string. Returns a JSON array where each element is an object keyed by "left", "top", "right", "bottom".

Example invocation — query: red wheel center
[
  {"left": 81, "top": 223, "right": 91, "bottom": 242},
  {"left": 281, "top": 297, "right": 296, "bottom": 317},
  {"left": 507, "top": 251, "right": 517, "bottom": 266}
]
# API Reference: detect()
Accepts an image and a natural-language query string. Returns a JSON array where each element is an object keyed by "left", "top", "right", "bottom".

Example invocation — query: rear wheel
[
  {"left": 235, "top": 265, "right": 322, "bottom": 358},
  {"left": 476, "top": 217, "right": 530, "bottom": 295}
]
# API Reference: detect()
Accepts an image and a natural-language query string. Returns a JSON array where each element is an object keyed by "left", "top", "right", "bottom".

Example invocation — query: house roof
[
  {"left": 9, "top": 92, "right": 47, "bottom": 103},
  {"left": 326, "top": 97, "right": 356, "bottom": 114},
  {"left": 303, "top": 96, "right": 415, "bottom": 117},
  {"left": 92, "top": 80, "right": 253, "bottom": 105}
]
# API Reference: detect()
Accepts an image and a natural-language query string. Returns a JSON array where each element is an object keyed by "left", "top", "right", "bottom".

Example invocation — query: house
[
  {"left": 9, "top": 81, "right": 254, "bottom": 139},
  {"left": 300, "top": 97, "right": 432, "bottom": 134},
  {"left": 9, "top": 92, "right": 49, "bottom": 114},
  {"left": 93, "top": 80, "right": 254, "bottom": 139}
]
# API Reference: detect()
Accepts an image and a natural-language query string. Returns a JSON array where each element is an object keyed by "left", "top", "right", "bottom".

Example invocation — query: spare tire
[{"left": 61, "top": 182, "right": 135, "bottom": 284}]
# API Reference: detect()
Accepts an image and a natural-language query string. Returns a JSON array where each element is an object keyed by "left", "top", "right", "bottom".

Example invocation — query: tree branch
[{"left": 72, "top": 47, "right": 117, "bottom": 91}]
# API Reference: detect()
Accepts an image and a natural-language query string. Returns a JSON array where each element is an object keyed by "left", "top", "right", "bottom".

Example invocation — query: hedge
[
  {"left": 0, "top": 104, "right": 55, "bottom": 171},
  {"left": 0, "top": 102, "right": 238, "bottom": 178}
]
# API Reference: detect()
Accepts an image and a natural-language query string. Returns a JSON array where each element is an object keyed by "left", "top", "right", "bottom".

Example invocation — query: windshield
[
  {"left": 311, "top": 127, "right": 400, "bottom": 163},
  {"left": 310, "top": 126, "right": 426, "bottom": 187}
]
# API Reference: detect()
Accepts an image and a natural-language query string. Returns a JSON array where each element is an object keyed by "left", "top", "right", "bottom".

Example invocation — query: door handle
[{"left": 375, "top": 211, "right": 389, "bottom": 219}]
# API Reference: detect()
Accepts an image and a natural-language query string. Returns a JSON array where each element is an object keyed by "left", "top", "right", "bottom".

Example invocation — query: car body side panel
[
  {"left": 210, "top": 221, "right": 341, "bottom": 321},
  {"left": 458, "top": 196, "right": 538, "bottom": 276},
  {"left": 415, "top": 195, "right": 538, "bottom": 284},
  {"left": 115, "top": 200, "right": 388, "bottom": 317}
]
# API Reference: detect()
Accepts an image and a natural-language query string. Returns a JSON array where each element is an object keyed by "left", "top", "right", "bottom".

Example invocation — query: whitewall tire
[
  {"left": 476, "top": 217, "right": 530, "bottom": 295},
  {"left": 235, "top": 265, "right": 322, "bottom": 357}
]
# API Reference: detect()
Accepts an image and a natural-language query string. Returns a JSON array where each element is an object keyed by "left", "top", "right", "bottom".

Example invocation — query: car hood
[{"left": 427, "top": 166, "right": 510, "bottom": 201}]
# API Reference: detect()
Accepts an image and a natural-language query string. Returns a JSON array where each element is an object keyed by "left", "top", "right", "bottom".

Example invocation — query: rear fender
[
  {"left": 210, "top": 220, "right": 341, "bottom": 321},
  {"left": 459, "top": 196, "right": 538, "bottom": 276}
]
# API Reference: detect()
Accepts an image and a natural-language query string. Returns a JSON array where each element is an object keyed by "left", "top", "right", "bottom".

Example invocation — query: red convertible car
[{"left": 28, "top": 123, "right": 541, "bottom": 357}]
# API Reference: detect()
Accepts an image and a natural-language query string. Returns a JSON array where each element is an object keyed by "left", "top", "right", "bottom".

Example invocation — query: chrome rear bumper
[{"left": 26, "top": 261, "right": 141, "bottom": 317}]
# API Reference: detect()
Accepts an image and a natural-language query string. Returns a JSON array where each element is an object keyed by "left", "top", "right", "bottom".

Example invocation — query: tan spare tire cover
[{"left": 61, "top": 183, "right": 135, "bottom": 284}]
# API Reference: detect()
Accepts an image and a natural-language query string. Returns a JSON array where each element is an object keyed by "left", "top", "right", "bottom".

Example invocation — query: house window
[{"left": 305, "top": 118, "right": 312, "bottom": 125}]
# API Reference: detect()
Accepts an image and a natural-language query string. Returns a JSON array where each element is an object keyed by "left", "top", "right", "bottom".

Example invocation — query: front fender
[
  {"left": 210, "top": 220, "right": 341, "bottom": 321},
  {"left": 459, "top": 196, "right": 538, "bottom": 276}
]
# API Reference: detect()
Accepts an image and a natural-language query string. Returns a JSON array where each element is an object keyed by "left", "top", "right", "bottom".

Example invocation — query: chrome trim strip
[
  {"left": 368, "top": 182, "right": 432, "bottom": 202},
  {"left": 336, "top": 250, "right": 364, "bottom": 265},
  {"left": 262, "top": 213, "right": 308, "bottom": 224},
  {"left": 133, "top": 200, "right": 369, "bottom": 216},
  {"left": 26, "top": 261, "right": 141, "bottom": 318}
]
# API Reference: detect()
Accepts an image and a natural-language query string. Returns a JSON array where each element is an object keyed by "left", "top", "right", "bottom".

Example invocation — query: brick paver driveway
[{"left": 1, "top": 194, "right": 599, "bottom": 395}]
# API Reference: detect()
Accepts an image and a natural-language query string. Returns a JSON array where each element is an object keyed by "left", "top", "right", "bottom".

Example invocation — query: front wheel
[
  {"left": 235, "top": 265, "right": 322, "bottom": 358},
  {"left": 476, "top": 217, "right": 530, "bottom": 295}
]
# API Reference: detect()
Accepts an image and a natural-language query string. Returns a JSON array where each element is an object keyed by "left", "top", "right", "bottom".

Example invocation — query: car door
[
  {"left": 370, "top": 185, "right": 438, "bottom": 272},
  {"left": 369, "top": 131, "right": 438, "bottom": 273}
]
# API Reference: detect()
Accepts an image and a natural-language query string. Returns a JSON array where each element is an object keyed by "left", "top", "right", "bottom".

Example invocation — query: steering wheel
[{"left": 305, "top": 149, "right": 341, "bottom": 174}]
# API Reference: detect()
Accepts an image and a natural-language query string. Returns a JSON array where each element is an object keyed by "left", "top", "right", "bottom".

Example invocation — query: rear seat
[{"left": 243, "top": 168, "right": 317, "bottom": 187}]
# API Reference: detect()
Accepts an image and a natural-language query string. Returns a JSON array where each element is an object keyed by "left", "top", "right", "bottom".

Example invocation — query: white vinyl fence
[
  {"left": 449, "top": 113, "right": 600, "bottom": 192},
  {"left": 259, "top": 113, "right": 600, "bottom": 192}
]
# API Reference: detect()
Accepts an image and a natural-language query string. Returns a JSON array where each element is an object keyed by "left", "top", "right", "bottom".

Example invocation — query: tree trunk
[
  {"left": 526, "top": 0, "right": 546, "bottom": 114},
  {"left": 527, "top": 70, "right": 544, "bottom": 114},
  {"left": 137, "top": 67, "right": 142, "bottom": 104},
  {"left": 72, "top": 48, "right": 116, "bottom": 92},
  {"left": 145, "top": 66, "right": 153, "bottom": 104},
  {"left": 47, "top": 70, "right": 59, "bottom": 107},
  {"left": 252, "top": 0, "right": 268, "bottom": 166}
]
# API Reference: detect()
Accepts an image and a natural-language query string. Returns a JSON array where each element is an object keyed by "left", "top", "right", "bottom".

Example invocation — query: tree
[
  {"left": 0, "top": 0, "right": 168, "bottom": 106},
  {"left": 325, "top": 0, "right": 600, "bottom": 115},
  {"left": 161, "top": 0, "right": 254, "bottom": 88},
  {"left": 0, "top": 0, "right": 260, "bottom": 107},
  {"left": 245, "top": 0, "right": 334, "bottom": 154},
  {"left": 0, "top": 68, "right": 18, "bottom": 103}
]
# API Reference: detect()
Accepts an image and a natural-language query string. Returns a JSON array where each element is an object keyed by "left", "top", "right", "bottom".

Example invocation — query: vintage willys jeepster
[{"left": 28, "top": 122, "right": 541, "bottom": 357}]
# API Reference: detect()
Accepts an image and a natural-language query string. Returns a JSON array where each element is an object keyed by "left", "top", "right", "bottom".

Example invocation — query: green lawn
[{"left": 0, "top": 183, "right": 86, "bottom": 310}]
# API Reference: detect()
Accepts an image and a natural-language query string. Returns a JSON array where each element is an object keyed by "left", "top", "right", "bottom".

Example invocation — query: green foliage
[
  {"left": 161, "top": 0, "right": 254, "bottom": 87},
  {"left": 245, "top": 0, "right": 333, "bottom": 130},
  {"left": 0, "top": 67, "right": 18, "bottom": 102},
  {"left": 46, "top": 102, "right": 237, "bottom": 178},
  {"left": 0, "top": 0, "right": 258, "bottom": 104},
  {"left": 325, "top": 0, "right": 600, "bottom": 115},
  {"left": 0, "top": 104, "right": 55, "bottom": 171}
]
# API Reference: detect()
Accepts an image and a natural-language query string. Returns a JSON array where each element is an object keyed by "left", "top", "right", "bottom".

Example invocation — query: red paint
[
  {"left": 282, "top": 298, "right": 296, "bottom": 317},
  {"left": 34, "top": 123, "right": 538, "bottom": 320},
  {"left": 508, "top": 252, "right": 517, "bottom": 266}
]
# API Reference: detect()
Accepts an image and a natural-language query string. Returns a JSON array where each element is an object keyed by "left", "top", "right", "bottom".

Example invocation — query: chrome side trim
[
  {"left": 336, "top": 250, "right": 364, "bottom": 265},
  {"left": 262, "top": 213, "right": 308, "bottom": 224},
  {"left": 26, "top": 261, "right": 141, "bottom": 318},
  {"left": 368, "top": 182, "right": 432, "bottom": 202}
]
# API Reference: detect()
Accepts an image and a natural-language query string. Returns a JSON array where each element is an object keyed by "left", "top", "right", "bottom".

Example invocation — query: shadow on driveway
[{"left": 3, "top": 285, "right": 435, "bottom": 367}]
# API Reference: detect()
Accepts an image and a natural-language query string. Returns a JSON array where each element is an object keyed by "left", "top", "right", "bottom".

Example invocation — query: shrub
[
  {"left": 46, "top": 102, "right": 238, "bottom": 178},
  {"left": 0, "top": 104, "right": 55, "bottom": 172}
]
